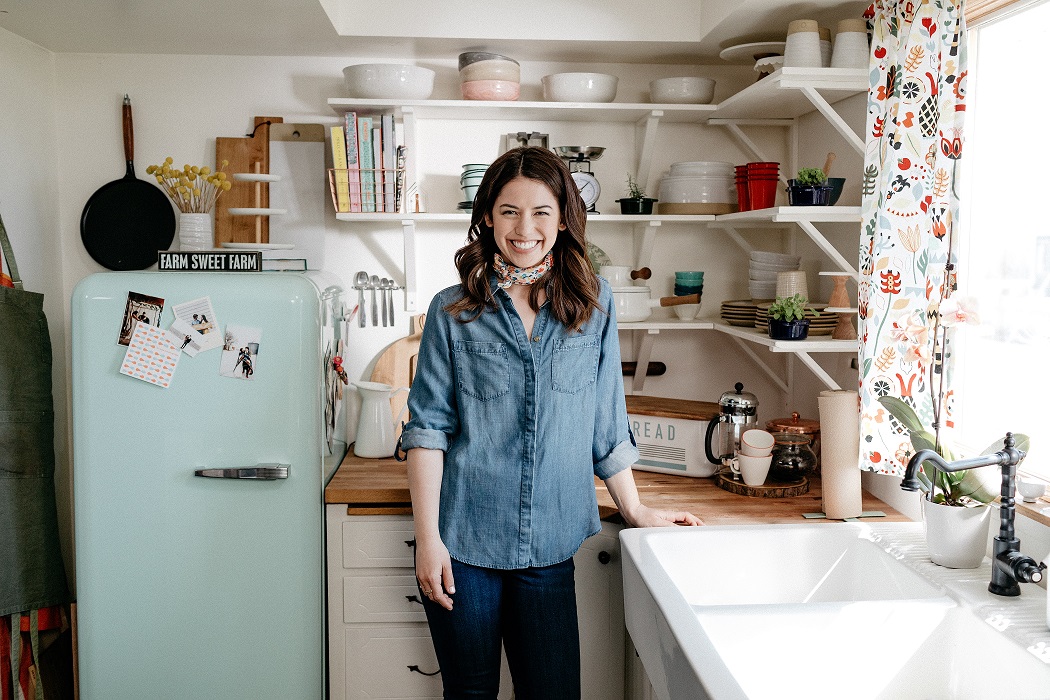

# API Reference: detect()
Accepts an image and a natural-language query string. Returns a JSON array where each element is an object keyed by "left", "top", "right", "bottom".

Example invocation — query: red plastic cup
[
  {"left": 735, "top": 179, "right": 751, "bottom": 211},
  {"left": 748, "top": 178, "right": 778, "bottom": 209}
]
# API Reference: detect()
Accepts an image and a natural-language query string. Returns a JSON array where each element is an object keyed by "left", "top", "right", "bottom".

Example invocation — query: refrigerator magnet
[{"left": 220, "top": 325, "right": 262, "bottom": 381}]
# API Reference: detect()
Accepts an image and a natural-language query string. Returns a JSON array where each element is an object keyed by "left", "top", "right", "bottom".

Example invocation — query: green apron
[{"left": 0, "top": 212, "right": 70, "bottom": 618}]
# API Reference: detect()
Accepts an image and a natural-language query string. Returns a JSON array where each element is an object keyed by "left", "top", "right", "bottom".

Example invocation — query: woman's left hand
[{"left": 626, "top": 504, "right": 703, "bottom": 527}]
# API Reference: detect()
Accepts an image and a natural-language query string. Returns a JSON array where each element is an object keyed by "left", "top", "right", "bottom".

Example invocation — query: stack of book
[{"left": 329, "top": 112, "right": 404, "bottom": 214}]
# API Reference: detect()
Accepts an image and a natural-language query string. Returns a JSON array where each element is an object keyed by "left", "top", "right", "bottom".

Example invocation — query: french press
[{"left": 704, "top": 382, "right": 759, "bottom": 465}]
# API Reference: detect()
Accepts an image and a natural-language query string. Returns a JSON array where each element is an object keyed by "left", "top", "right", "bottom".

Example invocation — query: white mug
[
  {"left": 730, "top": 453, "right": 772, "bottom": 486},
  {"left": 739, "top": 429, "right": 775, "bottom": 457}
]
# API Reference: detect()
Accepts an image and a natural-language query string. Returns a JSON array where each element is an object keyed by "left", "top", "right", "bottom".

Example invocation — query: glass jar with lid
[
  {"left": 766, "top": 412, "right": 820, "bottom": 470},
  {"left": 769, "top": 432, "right": 818, "bottom": 482}
]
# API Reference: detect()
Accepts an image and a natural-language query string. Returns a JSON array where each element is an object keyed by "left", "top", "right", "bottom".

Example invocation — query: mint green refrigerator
[{"left": 72, "top": 271, "right": 348, "bottom": 699}]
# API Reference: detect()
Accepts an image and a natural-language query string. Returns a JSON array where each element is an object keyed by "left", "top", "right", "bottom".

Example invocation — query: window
[{"left": 956, "top": 0, "right": 1050, "bottom": 480}]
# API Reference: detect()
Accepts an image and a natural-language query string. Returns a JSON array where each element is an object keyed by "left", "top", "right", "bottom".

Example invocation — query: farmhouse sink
[{"left": 621, "top": 522, "right": 1050, "bottom": 700}]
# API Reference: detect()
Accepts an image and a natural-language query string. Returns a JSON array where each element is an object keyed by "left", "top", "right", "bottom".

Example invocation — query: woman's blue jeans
[{"left": 420, "top": 557, "right": 581, "bottom": 699}]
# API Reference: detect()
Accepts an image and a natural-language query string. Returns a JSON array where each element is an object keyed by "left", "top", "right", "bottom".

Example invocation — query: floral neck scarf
[{"left": 493, "top": 251, "right": 553, "bottom": 289}]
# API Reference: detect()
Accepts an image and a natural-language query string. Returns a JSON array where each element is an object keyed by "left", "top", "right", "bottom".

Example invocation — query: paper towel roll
[{"left": 818, "top": 389, "right": 862, "bottom": 519}]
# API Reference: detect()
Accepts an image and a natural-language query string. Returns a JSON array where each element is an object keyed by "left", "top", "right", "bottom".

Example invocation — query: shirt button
[{"left": 532, "top": 335, "right": 540, "bottom": 342}]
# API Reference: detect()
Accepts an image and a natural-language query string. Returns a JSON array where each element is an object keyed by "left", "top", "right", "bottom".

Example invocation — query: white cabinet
[{"left": 326, "top": 508, "right": 627, "bottom": 699}]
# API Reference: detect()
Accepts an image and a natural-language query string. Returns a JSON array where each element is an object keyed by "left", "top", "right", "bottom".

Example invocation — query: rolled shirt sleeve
[
  {"left": 591, "top": 281, "right": 639, "bottom": 480},
  {"left": 399, "top": 292, "right": 460, "bottom": 453}
]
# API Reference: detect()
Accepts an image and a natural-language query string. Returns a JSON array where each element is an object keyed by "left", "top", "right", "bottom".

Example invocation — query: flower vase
[
  {"left": 921, "top": 496, "right": 992, "bottom": 568},
  {"left": 178, "top": 213, "right": 214, "bottom": 251}
]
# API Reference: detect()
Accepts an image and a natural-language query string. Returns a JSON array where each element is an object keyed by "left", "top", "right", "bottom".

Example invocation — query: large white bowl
[
  {"left": 669, "top": 161, "right": 734, "bottom": 177},
  {"left": 343, "top": 64, "right": 435, "bottom": 100},
  {"left": 541, "top": 73, "right": 618, "bottom": 103},
  {"left": 649, "top": 76, "right": 716, "bottom": 104},
  {"left": 659, "top": 175, "right": 735, "bottom": 204}
]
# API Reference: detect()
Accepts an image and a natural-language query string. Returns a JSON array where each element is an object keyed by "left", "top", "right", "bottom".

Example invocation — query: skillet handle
[{"left": 122, "top": 94, "right": 135, "bottom": 177}]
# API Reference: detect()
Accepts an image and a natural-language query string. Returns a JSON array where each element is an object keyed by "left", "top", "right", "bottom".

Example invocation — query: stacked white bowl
[
  {"left": 343, "top": 64, "right": 435, "bottom": 99},
  {"left": 658, "top": 161, "right": 735, "bottom": 213},
  {"left": 749, "top": 250, "right": 801, "bottom": 300},
  {"left": 459, "top": 52, "right": 520, "bottom": 101}
]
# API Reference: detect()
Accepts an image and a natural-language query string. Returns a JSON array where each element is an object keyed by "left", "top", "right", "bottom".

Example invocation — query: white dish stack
[
  {"left": 749, "top": 250, "right": 801, "bottom": 300},
  {"left": 658, "top": 161, "right": 736, "bottom": 214}
]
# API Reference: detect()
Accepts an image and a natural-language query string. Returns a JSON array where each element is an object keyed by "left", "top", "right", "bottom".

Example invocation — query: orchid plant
[{"left": 878, "top": 292, "right": 1029, "bottom": 506}]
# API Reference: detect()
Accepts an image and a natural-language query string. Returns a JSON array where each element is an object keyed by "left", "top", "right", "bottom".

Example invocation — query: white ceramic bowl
[
  {"left": 748, "top": 269, "right": 779, "bottom": 282},
  {"left": 751, "top": 250, "right": 801, "bottom": 266},
  {"left": 612, "top": 287, "right": 657, "bottom": 322},
  {"left": 659, "top": 175, "right": 735, "bottom": 204},
  {"left": 600, "top": 265, "right": 632, "bottom": 287},
  {"left": 541, "top": 73, "right": 618, "bottom": 103},
  {"left": 649, "top": 76, "right": 716, "bottom": 104},
  {"left": 458, "top": 51, "right": 518, "bottom": 70},
  {"left": 749, "top": 259, "right": 800, "bottom": 272},
  {"left": 343, "top": 64, "right": 435, "bottom": 100},
  {"left": 1017, "top": 478, "right": 1046, "bottom": 502},
  {"left": 672, "top": 303, "right": 701, "bottom": 320},
  {"left": 669, "top": 161, "right": 734, "bottom": 177}
]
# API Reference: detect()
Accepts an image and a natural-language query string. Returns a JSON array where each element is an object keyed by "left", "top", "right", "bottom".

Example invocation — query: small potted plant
[
  {"left": 766, "top": 294, "right": 815, "bottom": 340},
  {"left": 616, "top": 175, "right": 658, "bottom": 215},
  {"left": 786, "top": 167, "right": 833, "bottom": 206}
]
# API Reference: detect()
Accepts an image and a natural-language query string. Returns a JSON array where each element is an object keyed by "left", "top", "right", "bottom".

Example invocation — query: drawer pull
[
  {"left": 405, "top": 538, "right": 416, "bottom": 548},
  {"left": 406, "top": 594, "right": 424, "bottom": 605},
  {"left": 407, "top": 664, "right": 441, "bottom": 677},
  {"left": 598, "top": 550, "right": 612, "bottom": 565}
]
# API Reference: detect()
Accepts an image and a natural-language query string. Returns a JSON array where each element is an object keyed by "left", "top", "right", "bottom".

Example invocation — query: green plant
[
  {"left": 625, "top": 174, "right": 647, "bottom": 199},
  {"left": 767, "top": 294, "right": 815, "bottom": 322},
  {"left": 794, "top": 167, "right": 828, "bottom": 187},
  {"left": 878, "top": 396, "right": 1029, "bottom": 506}
]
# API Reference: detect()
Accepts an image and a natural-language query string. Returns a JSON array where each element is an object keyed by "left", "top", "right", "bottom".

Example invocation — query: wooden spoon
[{"left": 822, "top": 152, "right": 836, "bottom": 178}]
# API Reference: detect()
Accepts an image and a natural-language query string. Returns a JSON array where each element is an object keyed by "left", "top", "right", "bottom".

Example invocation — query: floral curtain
[{"left": 858, "top": 0, "right": 968, "bottom": 476}]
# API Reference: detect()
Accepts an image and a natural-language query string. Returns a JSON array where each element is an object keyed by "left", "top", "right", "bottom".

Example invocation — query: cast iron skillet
[{"left": 81, "top": 95, "right": 175, "bottom": 270}]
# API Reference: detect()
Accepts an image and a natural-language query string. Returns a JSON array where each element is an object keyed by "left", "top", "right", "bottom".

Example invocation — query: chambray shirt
[{"left": 399, "top": 276, "right": 638, "bottom": 570}]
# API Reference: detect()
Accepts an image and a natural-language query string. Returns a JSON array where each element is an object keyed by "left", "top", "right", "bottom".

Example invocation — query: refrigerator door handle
[{"left": 193, "top": 464, "right": 290, "bottom": 480}]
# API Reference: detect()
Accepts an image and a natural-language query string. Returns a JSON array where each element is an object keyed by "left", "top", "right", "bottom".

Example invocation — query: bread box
[{"left": 626, "top": 395, "right": 720, "bottom": 477}]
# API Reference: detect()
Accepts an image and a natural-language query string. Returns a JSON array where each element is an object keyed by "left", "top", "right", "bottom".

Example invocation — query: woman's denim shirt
[{"left": 399, "top": 276, "right": 638, "bottom": 570}]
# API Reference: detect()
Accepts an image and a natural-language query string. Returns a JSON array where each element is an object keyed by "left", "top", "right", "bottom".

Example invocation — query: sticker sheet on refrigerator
[
  {"left": 171, "top": 296, "right": 222, "bottom": 351},
  {"left": 220, "top": 325, "right": 261, "bottom": 380},
  {"left": 120, "top": 322, "right": 182, "bottom": 388}
]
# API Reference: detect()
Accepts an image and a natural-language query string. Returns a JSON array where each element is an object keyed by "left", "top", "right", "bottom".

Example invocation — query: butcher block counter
[{"left": 326, "top": 448, "right": 910, "bottom": 525}]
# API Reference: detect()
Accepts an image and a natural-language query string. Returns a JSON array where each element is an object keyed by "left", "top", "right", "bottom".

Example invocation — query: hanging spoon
[
  {"left": 353, "top": 270, "right": 368, "bottom": 327},
  {"left": 370, "top": 274, "right": 380, "bottom": 327}
]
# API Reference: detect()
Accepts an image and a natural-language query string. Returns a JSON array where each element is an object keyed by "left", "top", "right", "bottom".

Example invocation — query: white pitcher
[{"left": 352, "top": 380, "right": 409, "bottom": 458}]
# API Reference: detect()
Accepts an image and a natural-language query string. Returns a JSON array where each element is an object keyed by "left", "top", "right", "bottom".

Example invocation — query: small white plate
[
  {"left": 719, "top": 41, "right": 787, "bottom": 64},
  {"left": 220, "top": 242, "right": 295, "bottom": 250}
]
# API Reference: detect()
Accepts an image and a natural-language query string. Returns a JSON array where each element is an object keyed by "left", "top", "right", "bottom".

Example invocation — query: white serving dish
[
  {"left": 611, "top": 286, "right": 658, "bottom": 322},
  {"left": 659, "top": 175, "right": 735, "bottom": 204},
  {"left": 343, "top": 63, "right": 435, "bottom": 100},
  {"left": 751, "top": 250, "right": 801, "bottom": 265},
  {"left": 541, "top": 72, "right": 618, "bottom": 103},
  {"left": 649, "top": 76, "right": 716, "bottom": 104}
]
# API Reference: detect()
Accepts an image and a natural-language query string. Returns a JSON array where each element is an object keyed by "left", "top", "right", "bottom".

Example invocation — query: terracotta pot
[{"left": 921, "top": 496, "right": 992, "bottom": 569}]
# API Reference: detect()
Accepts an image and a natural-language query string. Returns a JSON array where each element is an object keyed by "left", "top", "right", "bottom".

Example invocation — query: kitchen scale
[{"left": 555, "top": 146, "right": 605, "bottom": 213}]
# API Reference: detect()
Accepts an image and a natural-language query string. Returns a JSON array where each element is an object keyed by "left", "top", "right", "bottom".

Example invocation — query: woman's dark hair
[{"left": 444, "top": 146, "right": 600, "bottom": 331}]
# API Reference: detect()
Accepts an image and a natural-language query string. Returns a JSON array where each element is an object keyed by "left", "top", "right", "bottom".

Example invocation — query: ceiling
[{"left": 0, "top": 0, "right": 862, "bottom": 63}]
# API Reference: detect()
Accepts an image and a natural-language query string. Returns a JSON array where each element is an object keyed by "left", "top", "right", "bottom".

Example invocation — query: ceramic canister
[
  {"left": 831, "top": 19, "right": 871, "bottom": 69},
  {"left": 818, "top": 26, "right": 832, "bottom": 67},
  {"left": 784, "top": 19, "right": 822, "bottom": 68}
]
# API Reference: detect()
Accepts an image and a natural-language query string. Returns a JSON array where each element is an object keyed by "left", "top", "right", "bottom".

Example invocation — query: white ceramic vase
[
  {"left": 178, "top": 212, "right": 214, "bottom": 251},
  {"left": 921, "top": 496, "right": 992, "bottom": 568}
]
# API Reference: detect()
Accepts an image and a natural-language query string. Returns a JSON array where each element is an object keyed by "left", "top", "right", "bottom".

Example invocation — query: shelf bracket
[
  {"left": 629, "top": 329, "right": 661, "bottom": 393},
  {"left": 715, "top": 224, "right": 754, "bottom": 256},
  {"left": 798, "top": 87, "right": 864, "bottom": 156},
  {"left": 727, "top": 336, "right": 789, "bottom": 394},
  {"left": 793, "top": 351, "right": 842, "bottom": 391},
  {"left": 711, "top": 120, "right": 793, "bottom": 190},
  {"left": 795, "top": 220, "right": 858, "bottom": 277},
  {"left": 401, "top": 219, "right": 417, "bottom": 312},
  {"left": 634, "top": 111, "right": 663, "bottom": 193},
  {"left": 634, "top": 220, "right": 660, "bottom": 271}
]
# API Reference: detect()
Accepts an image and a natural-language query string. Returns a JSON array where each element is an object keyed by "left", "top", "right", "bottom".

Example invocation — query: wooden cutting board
[{"left": 370, "top": 314, "right": 425, "bottom": 442}]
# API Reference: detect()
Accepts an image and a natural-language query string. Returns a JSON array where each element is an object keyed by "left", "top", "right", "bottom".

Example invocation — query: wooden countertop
[{"left": 327, "top": 448, "right": 910, "bottom": 525}]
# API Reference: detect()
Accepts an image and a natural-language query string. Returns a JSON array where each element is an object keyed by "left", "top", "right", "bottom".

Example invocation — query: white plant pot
[{"left": 921, "top": 496, "right": 992, "bottom": 569}]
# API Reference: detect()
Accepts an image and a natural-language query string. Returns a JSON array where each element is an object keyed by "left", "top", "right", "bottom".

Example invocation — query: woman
[{"left": 398, "top": 147, "right": 701, "bottom": 699}]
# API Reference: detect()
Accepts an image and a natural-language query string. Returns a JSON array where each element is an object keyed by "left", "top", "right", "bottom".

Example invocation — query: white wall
[{"left": 0, "top": 27, "right": 73, "bottom": 579}]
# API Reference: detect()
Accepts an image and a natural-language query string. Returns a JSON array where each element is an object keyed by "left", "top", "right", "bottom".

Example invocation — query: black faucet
[{"left": 902, "top": 432, "right": 1046, "bottom": 596}]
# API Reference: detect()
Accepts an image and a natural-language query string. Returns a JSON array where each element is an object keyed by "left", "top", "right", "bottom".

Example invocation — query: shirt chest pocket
[
  {"left": 552, "top": 334, "right": 599, "bottom": 394},
  {"left": 453, "top": 340, "right": 510, "bottom": 401}
]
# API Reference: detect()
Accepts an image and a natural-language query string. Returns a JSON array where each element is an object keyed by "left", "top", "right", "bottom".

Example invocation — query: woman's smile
[{"left": 485, "top": 176, "right": 565, "bottom": 270}]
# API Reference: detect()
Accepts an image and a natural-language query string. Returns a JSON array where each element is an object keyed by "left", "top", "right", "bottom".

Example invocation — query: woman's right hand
[{"left": 416, "top": 536, "right": 455, "bottom": 611}]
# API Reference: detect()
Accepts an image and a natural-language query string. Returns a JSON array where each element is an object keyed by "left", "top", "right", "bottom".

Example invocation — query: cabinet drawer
[
  {"left": 342, "top": 626, "right": 443, "bottom": 699},
  {"left": 343, "top": 574, "right": 427, "bottom": 623},
  {"left": 341, "top": 518, "right": 416, "bottom": 569}
]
